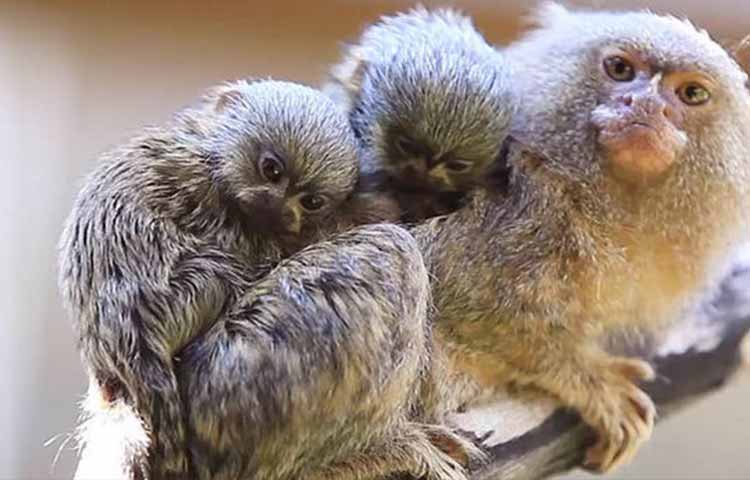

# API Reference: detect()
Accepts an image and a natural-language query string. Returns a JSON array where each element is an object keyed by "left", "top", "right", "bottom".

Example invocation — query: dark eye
[
  {"left": 677, "top": 82, "right": 711, "bottom": 106},
  {"left": 299, "top": 194, "right": 327, "bottom": 212},
  {"left": 258, "top": 152, "right": 285, "bottom": 183},
  {"left": 603, "top": 55, "right": 636, "bottom": 82},
  {"left": 394, "top": 135, "right": 422, "bottom": 157},
  {"left": 443, "top": 159, "right": 474, "bottom": 173}
]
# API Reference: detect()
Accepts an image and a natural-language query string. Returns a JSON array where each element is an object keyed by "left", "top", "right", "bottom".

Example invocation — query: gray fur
[
  {"left": 178, "top": 224, "right": 460, "bottom": 479},
  {"left": 59, "top": 79, "right": 362, "bottom": 478},
  {"left": 326, "top": 7, "right": 515, "bottom": 222},
  {"left": 64, "top": 78, "right": 474, "bottom": 480}
]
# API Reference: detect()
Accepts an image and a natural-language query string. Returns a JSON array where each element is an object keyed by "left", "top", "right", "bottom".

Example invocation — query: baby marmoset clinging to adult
[
  {"left": 326, "top": 7, "right": 515, "bottom": 222},
  {"left": 63, "top": 77, "right": 472, "bottom": 480},
  {"left": 411, "top": 3, "right": 750, "bottom": 473},
  {"left": 59, "top": 79, "right": 364, "bottom": 478}
]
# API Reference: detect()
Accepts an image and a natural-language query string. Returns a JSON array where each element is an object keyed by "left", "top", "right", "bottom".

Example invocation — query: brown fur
[{"left": 410, "top": 4, "right": 750, "bottom": 473}]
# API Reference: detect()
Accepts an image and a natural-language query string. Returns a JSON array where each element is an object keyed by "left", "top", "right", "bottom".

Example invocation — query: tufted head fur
[
  {"left": 504, "top": 3, "right": 750, "bottom": 241},
  {"left": 195, "top": 80, "right": 360, "bottom": 237},
  {"left": 328, "top": 7, "right": 514, "bottom": 195}
]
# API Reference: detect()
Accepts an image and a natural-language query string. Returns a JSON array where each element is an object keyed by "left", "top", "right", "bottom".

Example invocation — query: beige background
[{"left": 1, "top": 1, "right": 747, "bottom": 478}]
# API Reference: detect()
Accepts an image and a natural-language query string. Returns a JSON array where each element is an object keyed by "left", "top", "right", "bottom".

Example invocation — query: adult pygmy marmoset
[{"left": 411, "top": 3, "right": 750, "bottom": 472}]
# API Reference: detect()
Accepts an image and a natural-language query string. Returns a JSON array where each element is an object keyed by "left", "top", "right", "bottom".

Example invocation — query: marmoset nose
[
  {"left": 620, "top": 89, "right": 673, "bottom": 122},
  {"left": 281, "top": 204, "right": 302, "bottom": 234},
  {"left": 403, "top": 159, "right": 427, "bottom": 178}
]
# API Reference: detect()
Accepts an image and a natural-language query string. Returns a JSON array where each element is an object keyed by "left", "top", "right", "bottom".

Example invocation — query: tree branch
[{"left": 449, "top": 260, "right": 750, "bottom": 480}]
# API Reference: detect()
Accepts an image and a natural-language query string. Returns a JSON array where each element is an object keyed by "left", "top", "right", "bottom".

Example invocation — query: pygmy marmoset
[
  {"left": 411, "top": 4, "right": 750, "bottom": 472},
  {"left": 326, "top": 7, "right": 514, "bottom": 222},
  {"left": 60, "top": 78, "right": 364, "bottom": 477},
  {"left": 63, "top": 79, "right": 468, "bottom": 479}
]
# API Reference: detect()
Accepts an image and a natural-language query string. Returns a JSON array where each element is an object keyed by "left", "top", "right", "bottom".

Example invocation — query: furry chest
[{"left": 577, "top": 234, "right": 706, "bottom": 329}]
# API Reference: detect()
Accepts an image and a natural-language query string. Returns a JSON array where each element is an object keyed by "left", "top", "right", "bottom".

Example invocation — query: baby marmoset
[
  {"left": 411, "top": 3, "right": 750, "bottom": 473},
  {"left": 63, "top": 78, "right": 470, "bottom": 480},
  {"left": 59, "top": 79, "right": 366, "bottom": 478},
  {"left": 326, "top": 7, "right": 515, "bottom": 222}
]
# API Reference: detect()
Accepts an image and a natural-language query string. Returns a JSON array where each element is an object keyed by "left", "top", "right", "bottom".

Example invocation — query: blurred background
[{"left": 1, "top": 0, "right": 748, "bottom": 478}]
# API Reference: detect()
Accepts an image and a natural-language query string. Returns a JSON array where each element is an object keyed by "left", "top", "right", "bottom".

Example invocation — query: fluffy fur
[
  {"left": 60, "top": 79, "right": 363, "bottom": 478},
  {"left": 62, "top": 78, "right": 473, "bottom": 479},
  {"left": 411, "top": 4, "right": 750, "bottom": 472},
  {"left": 178, "top": 224, "right": 474, "bottom": 479},
  {"left": 326, "top": 7, "right": 515, "bottom": 222}
]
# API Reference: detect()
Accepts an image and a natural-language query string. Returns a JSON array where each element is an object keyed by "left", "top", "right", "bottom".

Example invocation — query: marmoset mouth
[
  {"left": 598, "top": 117, "right": 688, "bottom": 152},
  {"left": 608, "top": 121, "right": 662, "bottom": 144},
  {"left": 595, "top": 114, "right": 662, "bottom": 134}
]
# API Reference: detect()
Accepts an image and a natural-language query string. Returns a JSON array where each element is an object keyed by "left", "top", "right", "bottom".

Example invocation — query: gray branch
[{"left": 448, "top": 257, "right": 750, "bottom": 480}]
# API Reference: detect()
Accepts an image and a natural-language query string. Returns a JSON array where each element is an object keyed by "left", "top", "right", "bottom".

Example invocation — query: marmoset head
[
  {"left": 334, "top": 8, "right": 514, "bottom": 194},
  {"left": 204, "top": 80, "right": 360, "bottom": 237},
  {"left": 507, "top": 3, "right": 750, "bottom": 189}
]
